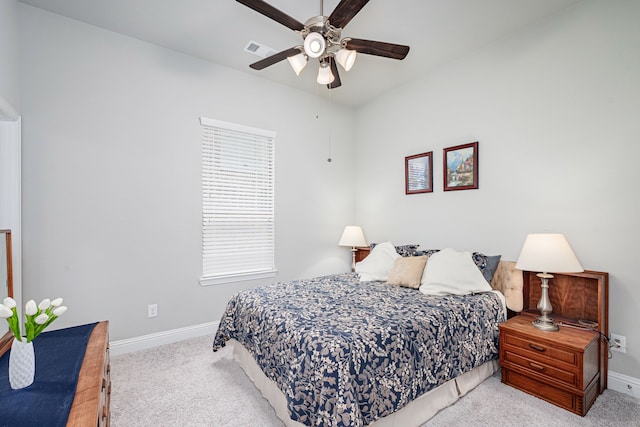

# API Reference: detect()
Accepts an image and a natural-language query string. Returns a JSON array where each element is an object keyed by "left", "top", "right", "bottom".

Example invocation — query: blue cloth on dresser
[{"left": 0, "top": 322, "right": 97, "bottom": 427}]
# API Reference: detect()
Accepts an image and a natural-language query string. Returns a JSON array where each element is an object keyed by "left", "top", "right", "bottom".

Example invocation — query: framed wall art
[
  {"left": 443, "top": 141, "right": 478, "bottom": 191},
  {"left": 405, "top": 151, "right": 433, "bottom": 194}
]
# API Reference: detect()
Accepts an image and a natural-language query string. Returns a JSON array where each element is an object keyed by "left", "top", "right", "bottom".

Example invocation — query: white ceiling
[{"left": 19, "top": 0, "right": 583, "bottom": 108}]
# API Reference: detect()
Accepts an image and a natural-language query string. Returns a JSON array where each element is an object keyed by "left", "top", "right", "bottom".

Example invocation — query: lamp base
[
  {"left": 350, "top": 247, "right": 357, "bottom": 272},
  {"left": 532, "top": 317, "right": 559, "bottom": 332},
  {"left": 532, "top": 272, "right": 559, "bottom": 332}
]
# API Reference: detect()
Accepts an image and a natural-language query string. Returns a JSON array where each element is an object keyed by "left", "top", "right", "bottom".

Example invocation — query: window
[{"left": 200, "top": 117, "right": 276, "bottom": 285}]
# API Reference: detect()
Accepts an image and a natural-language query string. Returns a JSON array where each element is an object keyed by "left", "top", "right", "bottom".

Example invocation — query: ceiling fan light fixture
[
  {"left": 335, "top": 48, "right": 357, "bottom": 71},
  {"left": 304, "top": 32, "right": 326, "bottom": 58},
  {"left": 317, "top": 62, "right": 335, "bottom": 84},
  {"left": 287, "top": 52, "right": 308, "bottom": 75}
]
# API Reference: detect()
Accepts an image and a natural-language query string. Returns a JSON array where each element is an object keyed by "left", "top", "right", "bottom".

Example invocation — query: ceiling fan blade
[
  {"left": 249, "top": 47, "right": 301, "bottom": 70},
  {"left": 329, "top": 0, "right": 370, "bottom": 29},
  {"left": 236, "top": 0, "right": 305, "bottom": 31},
  {"left": 345, "top": 38, "right": 410, "bottom": 60},
  {"left": 327, "top": 57, "right": 342, "bottom": 89}
]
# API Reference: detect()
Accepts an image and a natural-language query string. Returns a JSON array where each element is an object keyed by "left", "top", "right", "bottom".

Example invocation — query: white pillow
[
  {"left": 355, "top": 241, "right": 400, "bottom": 281},
  {"left": 419, "top": 248, "right": 493, "bottom": 295}
]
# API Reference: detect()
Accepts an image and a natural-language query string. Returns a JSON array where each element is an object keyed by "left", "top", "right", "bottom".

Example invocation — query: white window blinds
[{"left": 200, "top": 117, "right": 276, "bottom": 286}]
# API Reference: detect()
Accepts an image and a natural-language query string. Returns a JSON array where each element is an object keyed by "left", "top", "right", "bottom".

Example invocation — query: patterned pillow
[
  {"left": 370, "top": 243, "right": 420, "bottom": 257},
  {"left": 415, "top": 249, "right": 440, "bottom": 257},
  {"left": 472, "top": 252, "right": 502, "bottom": 283},
  {"left": 386, "top": 256, "right": 428, "bottom": 289}
]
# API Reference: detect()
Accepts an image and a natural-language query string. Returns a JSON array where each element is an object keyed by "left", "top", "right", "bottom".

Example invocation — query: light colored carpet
[{"left": 110, "top": 335, "right": 640, "bottom": 427}]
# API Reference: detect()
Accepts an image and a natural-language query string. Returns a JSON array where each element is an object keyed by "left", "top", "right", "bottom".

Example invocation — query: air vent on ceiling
[{"left": 244, "top": 41, "right": 278, "bottom": 58}]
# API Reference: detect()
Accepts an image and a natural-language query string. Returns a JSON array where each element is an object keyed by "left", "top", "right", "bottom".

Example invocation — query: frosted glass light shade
[
  {"left": 515, "top": 233, "right": 583, "bottom": 273},
  {"left": 304, "top": 32, "right": 326, "bottom": 58},
  {"left": 317, "top": 63, "right": 335, "bottom": 84},
  {"left": 338, "top": 226, "right": 367, "bottom": 247},
  {"left": 287, "top": 52, "right": 308, "bottom": 75},
  {"left": 335, "top": 48, "right": 357, "bottom": 71}
]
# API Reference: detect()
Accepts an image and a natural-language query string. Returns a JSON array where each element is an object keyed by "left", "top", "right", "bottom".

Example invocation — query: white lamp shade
[
  {"left": 287, "top": 52, "right": 308, "bottom": 75},
  {"left": 317, "top": 63, "right": 335, "bottom": 84},
  {"left": 303, "top": 32, "right": 325, "bottom": 58},
  {"left": 338, "top": 226, "right": 367, "bottom": 247},
  {"left": 335, "top": 48, "right": 357, "bottom": 71},
  {"left": 515, "top": 233, "right": 583, "bottom": 273}
]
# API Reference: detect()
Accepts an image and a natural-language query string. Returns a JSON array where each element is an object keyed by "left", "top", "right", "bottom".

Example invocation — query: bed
[{"left": 213, "top": 245, "right": 523, "bottom": 427}]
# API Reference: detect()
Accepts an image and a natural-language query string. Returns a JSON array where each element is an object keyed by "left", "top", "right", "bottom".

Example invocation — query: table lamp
[
  {"left": 515, "top": 233, "right": 583, "bottom": 331},
  {"left": 339, "top": 226, "right": 367, "bottom": 272}
]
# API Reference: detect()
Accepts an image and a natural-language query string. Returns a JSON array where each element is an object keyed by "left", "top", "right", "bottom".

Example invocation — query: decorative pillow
[
  {"left": 370, "top": 243, "right": 420, "bottom": 257},
  {"left": 386, "top": 256, "right": 428, "bottom": 289},
  {"left": 472, "top": 252, "right": 502, "bottom": 283},
  {"left": 415, "top": 249, "right": 501, "bottom": 283},
  {"left": 419, "top": 248, "right": 493, "bottom": 296},
  {"left": 415, "top": 249, "right": 440, "bottom": 257},
  {"left": 356, "top": 241, "right": 400, "bottom": 281}
]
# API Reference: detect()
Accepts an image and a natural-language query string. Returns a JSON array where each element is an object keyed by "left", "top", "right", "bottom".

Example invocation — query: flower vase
[{"left": 9, "top": 338, "right": 35, "bottom": 389}]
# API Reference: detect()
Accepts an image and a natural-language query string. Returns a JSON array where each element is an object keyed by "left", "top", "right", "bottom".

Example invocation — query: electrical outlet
[
  {"left": 148, "top": 304, "right": 158, "bottom": 318},
  {"left": 611, "top": 334, "right": 626, "bottom": 353}
]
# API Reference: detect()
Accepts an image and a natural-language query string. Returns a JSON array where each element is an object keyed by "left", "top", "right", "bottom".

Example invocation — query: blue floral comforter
[{"left": 213, "top": 273, "right": 506, "bottom": 427}]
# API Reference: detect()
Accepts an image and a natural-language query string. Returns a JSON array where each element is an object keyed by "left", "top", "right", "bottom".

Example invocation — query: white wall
[
  {"left": 354, "top": 0, "right": 640, "bottom": 379},
  {"left": 18, "top": 4, "right": 356, "bottom": 341},
  {"left": 0, "top": 0, "right": 19, "bottom": 111}
]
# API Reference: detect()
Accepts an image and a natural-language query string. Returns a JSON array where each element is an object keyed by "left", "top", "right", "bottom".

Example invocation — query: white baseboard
[
  {"left": 109, "top": 321, "right": 220, "bottom": 357},
  {"left": 608, "top": 371, "right": 640, "bottom": 399}
]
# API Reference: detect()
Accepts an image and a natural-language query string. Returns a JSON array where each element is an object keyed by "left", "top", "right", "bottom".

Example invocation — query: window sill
[{"left": 200, "top": 269, "right": 278, "bottom": 286}]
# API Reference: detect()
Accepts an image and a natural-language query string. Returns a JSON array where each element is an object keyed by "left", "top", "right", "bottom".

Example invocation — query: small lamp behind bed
[
  {"left": 515, "top": 233, "right": 583, "bottom": 331},
  {"left": 339, "top": 226, "right": 368, "bottom": 272}
]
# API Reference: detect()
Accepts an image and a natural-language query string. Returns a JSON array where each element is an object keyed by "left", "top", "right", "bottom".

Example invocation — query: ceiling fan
[{"left": 236, "top": 0, "right": 410, "bottom": 89}]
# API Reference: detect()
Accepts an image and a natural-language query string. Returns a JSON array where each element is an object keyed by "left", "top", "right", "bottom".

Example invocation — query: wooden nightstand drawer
[
  {"left": 503, "top": 333, "right": 577, "bottom": 366},
  {"left": 502, "top": 349, "right": 577, "bottom": 387},
  {"left": 503, "top": 369, "right": 576, "bottom": 410}
]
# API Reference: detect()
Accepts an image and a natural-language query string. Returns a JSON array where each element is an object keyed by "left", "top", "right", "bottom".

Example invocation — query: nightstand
[
  {"left": 500, "top": 315, "right": 600, "bottom": 416},
  {"left": 354, "top": 246, "right": 371, "bottom": 263}
]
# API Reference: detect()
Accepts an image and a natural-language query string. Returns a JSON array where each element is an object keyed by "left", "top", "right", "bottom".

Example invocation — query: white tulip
[
  {"left": 35, "top": 313, "right": 49, "bottom": 325},
  {"left": 3, "top": 297, "right": 16, "bottom": 309},
  {"left": 25, "top": 300, "right": 38, "bottom": 316},
  {"left": 39, "top": 298, "right": 51, "bottom": 310},
  {"left": 51, "top": 298, "right": 63, "bottom": 307},
  {"left": 53, "top": 306, "right": 67, "bottom": 317},
  {"left": 0, "top": 304, "right": 12, "bottom": 318}
]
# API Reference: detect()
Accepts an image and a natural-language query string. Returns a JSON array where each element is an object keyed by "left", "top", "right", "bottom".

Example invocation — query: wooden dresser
[
  {"left": 500, "top": 270, "right": 608, "bottom": 416},
  {"left": 0, "top": 321, "right": 111, "bottom": 426},
  {"left": 68, "top": 321, "right": 111, "bottom": 427}
]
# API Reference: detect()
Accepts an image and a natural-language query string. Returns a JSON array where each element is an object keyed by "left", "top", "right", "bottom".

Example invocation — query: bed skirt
[{"left": 222, "top": 338, "right": 499, "bottom": 427}]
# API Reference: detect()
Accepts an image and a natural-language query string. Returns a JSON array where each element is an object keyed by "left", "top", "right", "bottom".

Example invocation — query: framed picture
[
  {"left": 405, "top": 151, "right": 433, "bottom": 194},
  {"left": 443, "top": 141, "right": 478, "bottom": 191}
]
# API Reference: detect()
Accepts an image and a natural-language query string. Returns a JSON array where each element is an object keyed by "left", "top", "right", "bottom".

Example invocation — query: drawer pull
[
  {"left": 529, "top": 343, "right": 545, "bottom": 352},
  {"left": 529, "top": 362, "right": 545, "bottom": 371}
]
